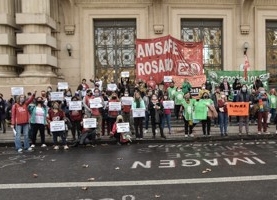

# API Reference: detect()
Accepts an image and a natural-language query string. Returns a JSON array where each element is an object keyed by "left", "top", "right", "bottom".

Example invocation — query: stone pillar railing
[
  {"left": 16, "top": 0, "right": 57, "bottom": 77},
  {"left": 0, "top": 0, "right": 18, "bottom": 77}
]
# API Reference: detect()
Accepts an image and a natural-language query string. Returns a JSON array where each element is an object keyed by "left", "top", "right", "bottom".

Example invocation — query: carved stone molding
[
  {"left": 153, "top": 24, "right": 164, "bottom": 34},
  {"left": 240, "top": 0, "right": 254, "bottom": 35},
  {"left": 61, "top": 0, "right": 76, "bottom": 35}
]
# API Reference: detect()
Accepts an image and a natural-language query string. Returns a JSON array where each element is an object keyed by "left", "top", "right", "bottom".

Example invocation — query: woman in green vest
[
  {"left": 269, "top": 88, "right": 277, "bottom": 123},
  {"left": 173, "top": 86, "right": 184, "bottom": 120},
  {"left": 181, "top": 93, "right": 196, "bottom": 137}
]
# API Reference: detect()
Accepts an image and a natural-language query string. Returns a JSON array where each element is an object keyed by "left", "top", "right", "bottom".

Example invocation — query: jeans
[
  {"left": 162, "top": 114, "right": 171, "bottom": 132},
  {"left": 144, "top": 111, "right": 150, "bottom": 130},
  {"left": 270, "top": 108, "right": 276, "bottom": 122},
  {"left": 218, "top": 112, "right": 228, "bottom": 135},
  {"left": 239, "top": 116, "right": 249, "bottom": 133},
  {"left": 31, "top": 123, "right": 46, "bottom": 145},
  {"left": 202, "top": 117, "right": 211, "bottom": 135},
  {"left": 134, "top": 117, "right": 144, "bottom": 138},
  {"left": 71, "top": 120, "right": 81, "bottom": 140},
  {"left": 53, "top": 131, "right": 66, "bottom": 145},
  {"left": 15, "top": 123, "right": 30, "bottom": 150}
]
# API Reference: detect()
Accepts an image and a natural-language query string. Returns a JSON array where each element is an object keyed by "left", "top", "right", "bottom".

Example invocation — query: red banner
[{"left": 136, "top": 35, "right": 203, "bottom": 86}]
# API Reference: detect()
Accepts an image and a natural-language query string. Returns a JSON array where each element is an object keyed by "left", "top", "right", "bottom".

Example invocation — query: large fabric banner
[
  {"left": 136, "top": 35, "right": 204, "bottom": 85},
  {"left": 205, "top": 70, "right": 270, "bottom": 90}
]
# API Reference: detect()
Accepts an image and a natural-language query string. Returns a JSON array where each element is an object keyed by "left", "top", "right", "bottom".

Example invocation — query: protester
[
  {"left": 205, "top": 80, "right": 212, "bottom": 92},
  {"left": 255, "top": 87, "right": 270, "bottom": 135},
  {"left": 217, "top": 93, "right": 228, "bottom": 136},
  {"left": 77, "top": 78, "right": 90, "bottom": 98},
  {"left": 11, "top": 91, "right": 36, "bottom": 152},
  {"left": 236, "top": 84, "right": 250, "bottom": 135},
  {"left": 148, "top": 94, "right": 166, "bottom": 139},
  {"left": 211, "top": 86, "right": 221, "bottom": 127},
  {"left": 121, "top": 91, "right": 135, "bottom": 134},
  {"left": 181, "top": 92, "right": 196, "bottom": 137},
  {"left": 232, "top": 78, "right": 242, "bottom": 101},
  {"left": 253, "top": 77, "right": 263, "bottom": 91},
  {"left": 161, "top": 93, "right": 172, "bottom": 135},
  {"left": 110, "top": 115, "right": 131, "bottom": 145},
  {"left": 198, "top": 92, "right": 214, "bottom": 137},
  {"left": 0, "top": 96, "right": 6, "bottom": 133},
  {"left": 101, "top": 90, "right": 109, "bottom": 136},
  {"left": 131, "top": 91, "right": 145, "bottom": 139},
  {"left": 167, "top": 81, "right": 176, "bottom": 100},
  {"left": 198, "top": 83, "right": 210, "bottom": 99},
  {"left": 249, "top": 89, "right": 258, "bottom": 124},
  {"left": 29, "top": 96, "right": 48, "bottom": 149},
  {"left": 83, "top": 89, "right": 93, "bottom": 117},
  {"left": 107, "top": 92, "right": 120, "bottom": 135},
  {"left": 269, "top": 88, "right": 277, "bottom": 123},
  {"left": 173, "top": 86, "right": 184, "bottom": 120},
  {"left": 69, "top": 96, "right": 83, "bottom": 140},
  {"left": 219, "top": 78, "right": 231, "bottom": 97},
  {"left": 147, "top": 76, "right": 157, "bottom": 90},
  {"left": 143, "top": 89, "right": 152, "bottom": 134},
  {"left": 48, "top": 101, "right": 69, "bottom": 150}
]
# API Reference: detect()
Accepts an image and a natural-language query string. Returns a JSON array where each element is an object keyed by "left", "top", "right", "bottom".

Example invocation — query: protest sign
[
  {"left": 116, "top": 123, "right": 130, "bottom": 133},
  {"left": 50, "top": 92, "right": 64, "bottom": 101},
  {"left": 50, "top": 121, "right": 65, "bottom": 132},
  {"left": 83, "top": 118, "right": 97, "bottom": 128},
  {"left": 11, "top": 87, "right": 24, "bottom": 96},
  {"left": 132, "top": 108, "right": 145, "bottom": 118},
  {"left": 108, "top": 102, "right": 121, "bottom": 111},
  {"left": 69, "top": 101, "right": 82, "bottom": 110},
  {"left": 121, "top": 97, "right": 134, "bottom": 105},
  {"left": 162, "top": 100, "right": 174, "bottom": 109},
  {"left": 227, "top": 102, "right": 249, "bottom": 116}
]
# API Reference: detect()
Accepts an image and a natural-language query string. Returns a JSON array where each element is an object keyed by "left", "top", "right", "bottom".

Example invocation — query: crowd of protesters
[{"left": 0, "top": 75, "right": 276, "bottom": 152}]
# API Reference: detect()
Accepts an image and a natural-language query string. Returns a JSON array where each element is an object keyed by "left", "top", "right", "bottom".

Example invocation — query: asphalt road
[{"left": 0, "top": 140, "right": 276, "bottom": 200}]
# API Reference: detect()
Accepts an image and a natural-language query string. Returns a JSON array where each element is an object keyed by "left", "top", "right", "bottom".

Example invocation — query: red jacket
[
  {"left": 11, "top": 95, "right": 35, "bottom": 125},
  {"left": 69, "top": 110, "right": 82, "bottom": 121},
  {"left": 48, "top": 109, "right": 65, "bottom": 121}
]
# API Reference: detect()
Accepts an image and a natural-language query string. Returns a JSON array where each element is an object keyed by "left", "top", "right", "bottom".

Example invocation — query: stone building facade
[{"left": 0, "top": 0, "right": 277, "bottom": 96}]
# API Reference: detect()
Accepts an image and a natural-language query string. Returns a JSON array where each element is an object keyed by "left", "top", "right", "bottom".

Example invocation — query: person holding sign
[
  {"left": 90, "top": 89, "right": 104, "bottom": 137},
  {"left": 161, "top": 93, "right": 172, "bottom": 134},
  {"left": 131, "top": 92, "right": 146, "bottom": 139},
  {"left": 107, "top": 92, "right": 120, "bottom": 135},
  {"left": 48, "top": 101, "right": 69, "bottom": 150},
  {"left": 236, "top": 85, "right": 251, "bottom": 135},
  {"left": 77, "top": 78, "right": 90, "bottom": 98},
  {"left": 110, "top": 115, "right": 131, "bottom": 145},
  {"left": 28, "top": 96, "right": 48, "bottom": 149},
  {"left": 173, "top": 87, "right": 184, "bottom": 120},
  {"left": 69, "top": 96, "right": 83, "bottom": 141},
  {"left": 83, "top": 89, "right": 94, "bottom": 117},
  {"left": 167, "top": 81, "right": 176, "bottom": 100},
  {"left": 11, "top": 91, "right": 36, "bottom": 152},
  {"left": 121, "top": 91, "right": 135, "bottom": 134},
  {"left": 149, "top": 94, "right": 166, "bottom": 139}
]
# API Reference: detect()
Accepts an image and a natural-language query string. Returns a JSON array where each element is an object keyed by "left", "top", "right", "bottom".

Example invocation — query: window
[
  {"left": 181, "top": 19, "right": 223, "bottom": 71},
  {"left": 94, "top": 19, "right": 136, "bottom": 81}
]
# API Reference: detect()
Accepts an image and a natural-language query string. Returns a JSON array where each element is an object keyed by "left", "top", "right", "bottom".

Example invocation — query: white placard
[
  {"left": 50, "top": 92, "right": 64, "bottom": 101},
  {"left": 121, "top": 71, "right": 130, "bottom": 77},
  {"left": 104, "top": 101, "right": 108, "bottom": 109},
  {"left": 69, "top": 101, "right": 82, "bottom": 110},
  {"left": 116, "top": 123, "right": 130, "bottom": 133},
  {"left": 163, "top": 100, "right": 174, "bottom": 109},
  {"left": 107, "top": 83, "right": 117, "bottom": 91},
  {"left": 108, "top": 102, "right": 121, "bottom": 111},
  {"left": 89, "top": 97, "right": 103, "bottom": 108},
  {"left": 132, "top": 108, "right": 146, "bottom": 118},
  {"left": 164, "top": 76, "right": 173, "bottom": 83},
  {"left": 58, "top": 82, "right": 69, "bottom": 90},
  {"left": 121, "top": 97, "right": 134, "bottom": 105},
  {"left": 83, "top": 118, "right": 97, "bottom": 128},
  {"left": 50, "top": 121, "right": 65, "bottom": 132},
  {"left": 65, "top": 97, "right": 72, "bottom": 102},
  {"left": 11, "top": 87, "right": 24, "bottom": 96}
]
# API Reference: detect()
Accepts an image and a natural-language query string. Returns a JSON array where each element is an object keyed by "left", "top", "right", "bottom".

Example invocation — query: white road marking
[{"left": 0, "top": 175, "right": 277, "bottom": 189}]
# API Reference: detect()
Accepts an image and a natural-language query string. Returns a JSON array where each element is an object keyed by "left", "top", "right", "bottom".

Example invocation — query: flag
[{"left": 244, "top": 53, "right": 250, "bottom": 81}]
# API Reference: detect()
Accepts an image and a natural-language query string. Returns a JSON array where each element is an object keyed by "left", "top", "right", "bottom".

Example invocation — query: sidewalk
[{"left": 0, "top": 123, "right": 276, "bottom": 147}]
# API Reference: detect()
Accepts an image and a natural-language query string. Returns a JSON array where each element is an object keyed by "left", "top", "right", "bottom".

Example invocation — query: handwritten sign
[
  {"left": 69, "top": 101, "right": 82, "bottom": 110},
  {"left": 107, "top": 83, "right": 117, "bottom": 91},
  {"left": 132, "top": 108, "right": 145, "bottom": 118},
  {"left": 11, "top": 87, "right": 24, "bottom": 96},
  {"left": 163, "top": 100, "right": 174, "bottom": 109},
  {"left": 121, "top": 71, "right": 130, "bottom": 77},
  {"left": 117, "top": 123, "right": 130, "bottom": 133},
  {"left": 89, "top": 97, "right": 103, "bottom": 108},
  {"left": 108, "top": 102, "right": 121, "bottom": 111},
  {"left": 64, "top": 97, "right": 72, "bottom": 102},
  {"left": 164, "top": 76, "right": 173, "bottom": 83},
  {"left": 227, "top": 102, "right": 249, "bottom": 116},
  {"left": 83, "top": 118, "right": 97, "bottom": 128},
  {"left": 50, "top": 121, "right": 65, "bottom": 132},
  {"left": 50, "top": 92, "right": 64, "bottom": 101},
  {"left": 121, "top": 97, "right": 134, "bottom": 105},
  {"left": 57, "top": 82, "right": 69, "bottom": 90}
]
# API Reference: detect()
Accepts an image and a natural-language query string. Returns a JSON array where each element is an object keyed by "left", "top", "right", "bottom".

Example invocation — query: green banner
[{"left": 205, "top": 70, "right": 270, "bottom": 90}]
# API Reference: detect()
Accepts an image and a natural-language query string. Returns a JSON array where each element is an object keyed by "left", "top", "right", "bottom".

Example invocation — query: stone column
[
  {"left": 0, "top": 0, "right": 18, "bottom": 77},
  {"left": 16, "top": 0, "right": 57, "bottom": 77}
]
